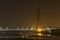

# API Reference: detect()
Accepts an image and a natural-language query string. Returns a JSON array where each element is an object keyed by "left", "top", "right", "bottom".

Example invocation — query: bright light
[
  {"left": 37, "top": 28, "right": 43, "bottom": 32},
  {"left": 37, "top": 33, "right": 42, "bottom": 36}
]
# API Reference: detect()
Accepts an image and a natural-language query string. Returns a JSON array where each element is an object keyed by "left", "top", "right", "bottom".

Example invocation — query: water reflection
[{"left": 0, "top": 36, "right": 60, "bottom": 40}]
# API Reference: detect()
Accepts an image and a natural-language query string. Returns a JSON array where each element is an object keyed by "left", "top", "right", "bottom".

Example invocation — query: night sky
[{"left": 0, "top": 0, "right": 60, "bottom": 27}]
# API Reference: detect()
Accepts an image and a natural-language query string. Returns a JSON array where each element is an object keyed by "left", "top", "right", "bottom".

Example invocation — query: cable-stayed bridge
[{"left": 0, "top": 26, "right": 58, "bottom": 31}]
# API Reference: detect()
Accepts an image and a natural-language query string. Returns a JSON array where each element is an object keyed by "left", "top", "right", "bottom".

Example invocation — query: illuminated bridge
[
  {"left": 0, "top": 26, "right": 57, "bottom": 31},
  {"left": 0, "top": 27, "right": 37, "bottom": 31}
]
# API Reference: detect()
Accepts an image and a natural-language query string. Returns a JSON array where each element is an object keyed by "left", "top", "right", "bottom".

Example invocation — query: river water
[{"left": 0, "top": 36, "right": 60, "bottom": 40}]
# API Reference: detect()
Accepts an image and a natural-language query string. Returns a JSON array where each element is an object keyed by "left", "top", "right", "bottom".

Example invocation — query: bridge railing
[
  {"left": 0, "top": 26, "right": 59, "bottom": 31},
  {"left": 0, "top": 27, "right": 37, "bottom": 31}
]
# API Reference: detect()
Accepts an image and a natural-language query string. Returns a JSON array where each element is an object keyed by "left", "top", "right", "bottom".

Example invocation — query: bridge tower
[{"left": 36, "top": 6, "right": 40, "bottom": 29}]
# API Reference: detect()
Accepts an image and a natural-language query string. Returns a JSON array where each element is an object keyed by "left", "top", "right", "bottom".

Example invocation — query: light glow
[
  {"left": 37, "top": 28, "right": 43, "bottom": 32},
  {"left": 37, "top": 33, "right": 42, "bottom": 36}
]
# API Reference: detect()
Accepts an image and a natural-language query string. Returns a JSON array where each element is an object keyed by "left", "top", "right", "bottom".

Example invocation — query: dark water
[{"left": 0, "top": 36, "right": 60, "bottom": 40}]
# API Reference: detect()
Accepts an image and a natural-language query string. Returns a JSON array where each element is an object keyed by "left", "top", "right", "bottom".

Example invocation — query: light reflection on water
[
  {"left": 21, "top": 36, "right": 60, "bottom": 40},
  {"left": 0, "top": 36, "right": 60, "bottom": 40}
]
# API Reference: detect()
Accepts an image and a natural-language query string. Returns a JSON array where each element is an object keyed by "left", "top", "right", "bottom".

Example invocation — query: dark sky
[{"left": 0, "top": 0, "right": 60, "bottom": 27}]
